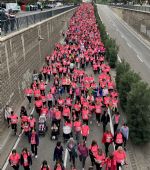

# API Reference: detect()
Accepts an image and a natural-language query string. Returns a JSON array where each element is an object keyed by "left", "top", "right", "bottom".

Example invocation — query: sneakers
[{"left": 35, "top": 155, "right": 38, "bottom": 158}]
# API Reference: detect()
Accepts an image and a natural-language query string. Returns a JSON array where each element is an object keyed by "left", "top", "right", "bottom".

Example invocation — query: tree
[
  {"left": 126, "top": 82, "right": 150, "bottom": 144},
  {"left": 115, "top": 60, "right": 130, "bottom": 90},
  {"left": 118, "top": 70, "right": 141, "bottom": 111}
]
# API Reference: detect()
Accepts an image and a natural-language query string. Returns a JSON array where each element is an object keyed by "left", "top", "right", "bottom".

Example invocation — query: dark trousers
[
  {"left": 69, "top": 151, "right": 76, "bottom": 167},
  {"left": 104, "top": 142, "right": 110, "bottom": 156},
  {"left": 12, "top": 165, "right": 19, "bottom": 170},
  {"left": 82, "top": 136, "right": 87, "bottom": 141},
  {"left": 31, "top": 144, "right": 37, "bottom": 156},
  {"left": 95, "top": 162, "right": 102, "bottom": 170},
  {"left": 23, "top": 166, "right": 30, "bottom": 170},
  {"left": 116, "top": 163, "right": 122, "bottom": 170},
  {"left": 96, "top": 114, "right": 100, "bottom": 123},
  {"left": 114, "top": 123, "right": 118, "bottom": 133},
  {"left": 48, "top": 100, "right": 53, "bottom": 109},
  {"left": 27, "top": 96, "right": 32, "bottom": 104},
  {"left": 103, "top": 124, "right": 107, "bottom": 132},
  {"left": 11, "top": 124, "right": 17, "bottom": 133},
  {"left": 79, "top": 155, "right": 87, "bottom": 168}
]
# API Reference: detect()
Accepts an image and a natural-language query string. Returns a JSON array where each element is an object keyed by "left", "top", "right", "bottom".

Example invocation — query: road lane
[
  {"left": 97, "top": 4, "right": 150, "bottom": 84},
  {"left": 4, "top": 66, "right": 115, "bottom": 170}
]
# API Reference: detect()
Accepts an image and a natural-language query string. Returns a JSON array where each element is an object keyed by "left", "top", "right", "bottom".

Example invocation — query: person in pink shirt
[
  {"left": 113, "top": 146, "right": 127, "bottom": 170},
  {"left": 81, "top": 122, "right": 89, "bottom": 142},
  {"left": 9, "top": 111, "right": 18, "bottom": 135},
  {"left": 94, "top": 149, "right": 105, "bottom": 170}
]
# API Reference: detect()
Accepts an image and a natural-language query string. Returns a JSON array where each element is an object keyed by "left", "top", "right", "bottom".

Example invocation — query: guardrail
[
  {"left": 0, "top": 6, "right": 77, "bottom": 36},
  {"left": 110, "top": 4, "right": 150, "bottom": 13}
]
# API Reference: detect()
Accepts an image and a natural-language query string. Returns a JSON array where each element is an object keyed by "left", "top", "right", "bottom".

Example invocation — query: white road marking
[
  {"left": 2, "top": 107, "right": 35, "bottom": 170},
  {"left": 136, "top": 54, "right": 143, "bottom": 63},
  {"left": 117, "top": 55, "right": 122, "bottom": 63},
  {"left": 127, "top": 42, "right": 132, "bottom": 48},
  {"left": 64, "top": 148, "right": 68, "bottom": 168}
]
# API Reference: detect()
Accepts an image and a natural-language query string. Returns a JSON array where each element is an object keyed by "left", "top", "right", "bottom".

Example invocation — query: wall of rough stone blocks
[
  {"left": 111, "top": 7, "right": 150, "bottom": 41},
  {"left": 0, "top": 8, "right": 76, "bottom": 128}
]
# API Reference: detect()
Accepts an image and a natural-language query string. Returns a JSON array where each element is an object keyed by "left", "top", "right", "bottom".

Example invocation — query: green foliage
[
  {"left": 119, "top": 70, "right": 140, "bottom": 110},
  {"left": 116, "top": 60, "right": 130, "bottom": 90},
  {"left": 94, "top": 4, "right": 118, "bottom": 68},
  {"left": 126, "top": 82, "right": 150, "bottom": 144}
]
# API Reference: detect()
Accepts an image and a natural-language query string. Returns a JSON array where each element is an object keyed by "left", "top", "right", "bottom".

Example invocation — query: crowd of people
[{"left": 5, "top": 3, "right": 129, "bottom": 170}]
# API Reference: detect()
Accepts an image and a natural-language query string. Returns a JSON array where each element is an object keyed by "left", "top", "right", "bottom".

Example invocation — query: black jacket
[
  {"left": 20, "top": 152, "right": 32, "bottom": 166},
  {"left": 53, "top": 146, "right": 63, "bottom": 161},
  {"left": 101, "top": 113, "right": 110, "bottom": 125}
]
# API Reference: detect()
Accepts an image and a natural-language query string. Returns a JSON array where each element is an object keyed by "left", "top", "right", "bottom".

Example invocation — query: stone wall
[
  {"left": 0, "top": 8, "right": 76, "bottom": 127},
  {"left": 111, "top": 7, "right": 150, "bottom": 41}
]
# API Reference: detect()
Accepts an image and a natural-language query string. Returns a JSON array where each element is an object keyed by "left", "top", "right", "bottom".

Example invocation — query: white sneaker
[
  {"left": 35, "top": 155, "right": 38, "bottom": 158},
  {"left": 82, "top": 168, "right": 84, "bottom": 170}
]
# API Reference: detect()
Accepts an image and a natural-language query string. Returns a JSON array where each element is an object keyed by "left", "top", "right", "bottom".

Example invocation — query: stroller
[
  {"left": 38, "top": 114, "right": 47, "bottom": 136},
  {"left": 50, "top": 121, "right": 59, "bottom": 140}
]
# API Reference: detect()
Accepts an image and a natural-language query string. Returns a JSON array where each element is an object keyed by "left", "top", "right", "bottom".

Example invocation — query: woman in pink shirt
[{"left": 113, "top": 146, "right": 127, "bottom": 170}]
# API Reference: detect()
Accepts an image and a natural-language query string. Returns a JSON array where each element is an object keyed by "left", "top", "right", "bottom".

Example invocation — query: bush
[
  {"left": 126, "top": 82, "right": 150, "bottom": 144},
  {"left": 116, "top": 60, "right": 130, "bottom": 90},
  {"left": 118, "top": 70, "right": 141, "bottom": 111}
]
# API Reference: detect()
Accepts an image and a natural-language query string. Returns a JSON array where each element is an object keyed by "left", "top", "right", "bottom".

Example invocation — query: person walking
[
  {"left": 67, "top": 138, "right": 77, "bottom": 168},
  {"left": 81, "top": 122, "right": 90, "bottom": 142},
  {"left": 113, "top": 146, "right": 127, "bottom": 170},
  {"left": 9, "top": 149, "right": 20, "bottom": 170},
  {"left": 112, "top": 112, "right": 120, "bottom": 134},
  {"left": 78, "top": 141, "right": 88, "bottom": 170},
  {"left": 114, "top": 130, "right": 124, "bottom": 150},
  {"left": 94, "top": 148, "right": 105, "bottom": 170},
  {"left": 29, "top": 129, "right": 39, "bottom": 158},
  {"left": 73, "top": 117, "right": 82, "bottom": 143},
  {"left": 41, "top": 160, "right": 51, "bottom": 170},
  {"left": 102, "top": 130, "right": 113, "bottom": 156},
  {"left": 101, "top": 110, "right": 110, "bottom": 132},
  {"left": 20, "top": 148, "right": 32, "bottom": 170},
  {"left": 54, "top": 161, "right": 65, "bottom": 170},
  {"left": 120, "top": 123, "right": 129, "bottom": 149},
  {"left": 4, "top": 105, "right": 12, "bottom": 127},
  {"left": 89, "top": 140, "right": 99, "bottom": 168},
  {"left": 9, "top": 111, "right": 18, "bottom": 135},
  {"left": 53, "top": 141, "right": 64, "bottom": 163}
]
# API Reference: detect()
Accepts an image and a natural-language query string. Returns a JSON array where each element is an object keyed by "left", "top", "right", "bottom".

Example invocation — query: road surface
[
  {"left": 2, "top": 65, "right": 115, "bottom": 170},
  {"left": 97, "top": 4, "right": 150, "bottom": 84},
  {"left": 97, "top": 4, "right": 150, "bottom": 170},
  {"left": 16, "top": 6, "right": 71, "bottom": 17}
]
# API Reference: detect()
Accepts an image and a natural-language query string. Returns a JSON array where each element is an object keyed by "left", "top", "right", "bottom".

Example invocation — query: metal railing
[
  {"left": 110, "top": 4, "right": 150, "bottom": 13},
  {"left": 0, "top": 6, "right": 77, "bottom": 36}
]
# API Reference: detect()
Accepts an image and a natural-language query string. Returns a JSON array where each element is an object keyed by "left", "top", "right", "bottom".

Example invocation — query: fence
[
  {"left": 0, "top": 6, "right": 76, "bottom": 36},
  {"left": 110, "top": 4, "right": 150, "bottom": 13}
]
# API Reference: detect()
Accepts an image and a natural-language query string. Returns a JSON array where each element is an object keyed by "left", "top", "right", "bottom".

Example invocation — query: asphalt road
[
  {"left": 16, "top": 6, "right": 71, "bottom": 17},
  {"left": 97, "top": 4, "right": 150, "bottom": 84},
  {"left": 4, "top": 66, "right": 115, "bottom": 170}
]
